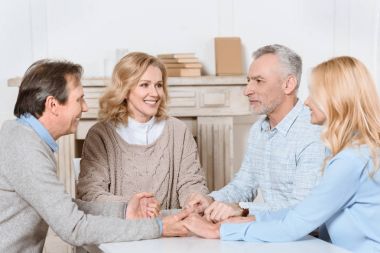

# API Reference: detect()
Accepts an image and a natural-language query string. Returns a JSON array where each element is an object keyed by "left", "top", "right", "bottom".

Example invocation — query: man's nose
[{"left": 244, "top": 82, "right": 254, "bottom": 96}]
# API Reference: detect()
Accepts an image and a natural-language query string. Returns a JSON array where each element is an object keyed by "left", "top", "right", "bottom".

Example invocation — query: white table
[{"left": 85, "top": 235, "right": 351, "bottom": 253}]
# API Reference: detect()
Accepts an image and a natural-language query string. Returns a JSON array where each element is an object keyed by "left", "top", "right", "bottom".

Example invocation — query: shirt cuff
[
  {"left": 208, "top": 191, "right": 224, "bottom": 202},
  {"left": 220, "top": 222, "right": 253, "bottom": 241},
  {"left": 157, "top": 218, "right": 163, "bottom": 235}
]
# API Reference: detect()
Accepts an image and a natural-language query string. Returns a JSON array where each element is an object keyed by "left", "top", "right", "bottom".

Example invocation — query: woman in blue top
[{"left": 183, "top": 56, "right": 380, "bottom": 253}]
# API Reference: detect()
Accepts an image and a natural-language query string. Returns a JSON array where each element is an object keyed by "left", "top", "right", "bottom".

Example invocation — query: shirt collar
[
  {"left": 127, "top": 116, "right": 156, "bottom": 131},
  {"left": 17, "top": 113, "right": 59, "bottom": 152},
  {"left": 260, "top": 99, "right": 305, "bottom": 136}
]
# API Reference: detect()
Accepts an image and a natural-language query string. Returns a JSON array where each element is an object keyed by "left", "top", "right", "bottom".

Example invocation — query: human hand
[
  {"left": 222, "top": 215, "right": 256, "bottom": 224},
  {"left": 140, "top": 195, "right": 161, "bottom": 218},
  {"left": 184, "top": 193, "right": 214, "bottom": 214},
  {"left": 204, "top": 201, "right": 242, "bottom": 223},
  {"left": 125, "top": 192, "right": 160, "bottom": 219},
  {"left": 183, "top": 213, "right": 220, "bottom": 239},
  {"left": 162, "top": 208, "right": 192, "bottom": 237}
]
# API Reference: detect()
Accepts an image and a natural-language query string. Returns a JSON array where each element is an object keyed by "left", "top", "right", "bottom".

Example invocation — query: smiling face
[
  {"left": 127, "top": 65, "right": 165, "bottom": 123},
  {"left": 244, "top": 54, "right": 286, "bottom": 116},
  {"left": 56, "top": 75, "right": 88, "bottom": 135}
]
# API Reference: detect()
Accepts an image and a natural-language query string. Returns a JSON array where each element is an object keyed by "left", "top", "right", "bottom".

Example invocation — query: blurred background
[{"left": 1, "top": 0, "right": 379, "bottom": 126}]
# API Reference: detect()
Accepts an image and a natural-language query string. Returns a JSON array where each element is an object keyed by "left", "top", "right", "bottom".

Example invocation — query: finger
[
  {"left": 209, "top": 209, "right": 218, "bottom": 223},
  {"left": 147, "top": 210, "right": 159, "bottom": 218},
  {"left": 175, "top": 208, "right": 192, "bottom": 221},
  {"left": 210, "top": 204, "right": 225, "bottom": 223},
  {"left": 215, "top": 205, "right": 229, "bottom": 222},
  {"left": 205, "top": 202, "right": 219, "bottom": 222},
  {"left": 146, "top": 196, "right": 160, "bottom": 204},
  {"left": 204, "top": 204, "right": 213, "bottom": 219},
  {"left": 184, "top": 206, "right": 195, "bottom": 214},
  {"left": 205, "top": 211, "right": 212, "bottom": 222},
  {"left": 133, "top": 192, "right": 154, "bottom": 200},
  {"left": 146, "top": 206, "right": 160, "bottom": 216},
  {"left": 193, "top": 205, "right": 204, "bottom": 214},
  {"left": 185, "top": 198, "right": 199, "bottom": 209},
  {"left": 147, "top": 202, "right": 160, "bottom": 208}
]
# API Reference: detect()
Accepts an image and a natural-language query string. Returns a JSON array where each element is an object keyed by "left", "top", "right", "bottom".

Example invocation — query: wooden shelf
[{"left": 8, "top": 75, "right": 247, "bottom": 87}]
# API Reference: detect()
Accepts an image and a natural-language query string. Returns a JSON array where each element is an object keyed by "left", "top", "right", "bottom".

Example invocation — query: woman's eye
[
  {"left": 140, "top": 83, "right": 149, "bottom": 87},
  {"left": 156, "top": 83, "right": 163, "bottom": 88}
]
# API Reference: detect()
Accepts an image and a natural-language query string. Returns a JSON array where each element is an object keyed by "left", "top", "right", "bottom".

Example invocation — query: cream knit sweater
[{"left": 77, "top": 117, "right": 208, "bottom": 209}]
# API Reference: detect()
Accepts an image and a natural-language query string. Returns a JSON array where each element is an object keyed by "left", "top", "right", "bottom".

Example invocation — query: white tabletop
[{"left": 91, "top": 235, "right": 351, "bottom": 253}]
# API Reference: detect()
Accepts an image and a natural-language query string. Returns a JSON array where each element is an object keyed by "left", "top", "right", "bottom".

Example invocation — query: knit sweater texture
[
  {"left": 0, "top": 120, "right": 161, "bottom": 253},
  {"left": 77, "top": 117, "right": 208, "bottom": 209}
]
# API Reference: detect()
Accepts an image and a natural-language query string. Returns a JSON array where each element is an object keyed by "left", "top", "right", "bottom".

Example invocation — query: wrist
[{"left": 211, "top": 222, "right": 221, "bottom": 239}]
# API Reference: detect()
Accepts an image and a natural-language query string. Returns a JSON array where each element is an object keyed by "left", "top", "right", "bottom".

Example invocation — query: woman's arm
[
  {"left": 220, "top": 150, "right": 367, "bottom": 242},
  {"left": 77, "top": 125, "right": 129, "bottom": 202},
  {"left": 177, "top": 127, "right": 209, "bottom": 206}
]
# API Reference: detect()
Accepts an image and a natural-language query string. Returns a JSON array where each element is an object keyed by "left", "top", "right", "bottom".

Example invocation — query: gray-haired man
[{"left": 186, "top": 44, "right": 325, "bottom": 222}]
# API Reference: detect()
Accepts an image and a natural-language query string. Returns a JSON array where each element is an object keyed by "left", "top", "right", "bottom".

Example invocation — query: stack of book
[{"left": 157, "top": 53, "right": 202, "bottom": 77}]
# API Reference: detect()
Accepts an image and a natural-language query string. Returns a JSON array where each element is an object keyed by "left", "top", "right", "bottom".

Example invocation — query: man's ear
[
  {"left": 44, "top": 96, "right": 59, "bottom": 116},
  {"left": 282, "top": 75, "right": 297, "bottom": 95}
]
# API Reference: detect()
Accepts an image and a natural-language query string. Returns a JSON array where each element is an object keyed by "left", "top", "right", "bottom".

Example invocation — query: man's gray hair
[{"left": 252, "top": 44, "right": 302, "bottom": 88}]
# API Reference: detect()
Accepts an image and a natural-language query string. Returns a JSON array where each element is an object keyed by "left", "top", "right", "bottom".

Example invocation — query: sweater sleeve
[
  {"left": 77, "top": 124, "right": 129, "bottom": 202},
  {"left": 177, "top": 125, "right": 209, "bottom": 206},
  {"left": 220, "top": 150, "right": 366, "bottom": 242},
  {"left": 75, "top": 199, "right": 126, "bottom": 218},
  {"left": 3, "top": 141, "right": 161, "bottom": 246}
]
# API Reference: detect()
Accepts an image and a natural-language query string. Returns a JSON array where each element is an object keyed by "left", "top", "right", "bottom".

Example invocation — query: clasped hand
[
  {"left": 184, "top": 193, "right": 244, "bottom": 222},
  {"left": 125, "top": 192, "right": 255, "bottom": 238},
  {"left": 125, "top": 192, "right": 161, "bottom": 219}
]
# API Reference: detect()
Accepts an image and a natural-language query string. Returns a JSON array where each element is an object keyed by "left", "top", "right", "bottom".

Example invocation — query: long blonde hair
[
  {"left": 98, "top": 52, "right": 168, "bottom": 125},
  {"left": 310, "top": 56, "right": 380, "bottom": 174}
]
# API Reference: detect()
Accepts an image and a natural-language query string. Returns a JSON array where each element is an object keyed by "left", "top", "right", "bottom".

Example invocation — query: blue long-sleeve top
[{"left": 221, "top": 146, "right": 380, "bottom": 253}]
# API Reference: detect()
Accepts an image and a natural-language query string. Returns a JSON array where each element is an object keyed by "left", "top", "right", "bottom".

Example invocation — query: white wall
[{"left": 1, "top": 0, "right": 379, "bottom": 126}]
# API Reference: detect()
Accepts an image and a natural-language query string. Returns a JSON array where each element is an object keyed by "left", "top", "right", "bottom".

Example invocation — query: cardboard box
[{"left": 215, "top": 37, "right": 243, "bottom": 76}]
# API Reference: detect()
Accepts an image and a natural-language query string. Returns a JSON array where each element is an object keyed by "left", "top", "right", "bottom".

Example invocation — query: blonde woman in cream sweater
[{"left": 77, "top": 52, "right": 208, "bottom": 209}]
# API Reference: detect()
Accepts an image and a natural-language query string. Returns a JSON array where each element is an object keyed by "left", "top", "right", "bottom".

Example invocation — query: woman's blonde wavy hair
[
  {"left": 98, "top": 52, "right": 168, "bottom": 125},
  {"left": 310, "top": 56, "right": 380, "bottom": 175}
]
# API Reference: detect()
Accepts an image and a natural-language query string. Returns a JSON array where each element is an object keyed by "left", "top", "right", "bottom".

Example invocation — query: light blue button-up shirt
[
  {"left": 220, "top": 146, "right": 380, "bottom": 253},
  {"left": 210, "top": 100, "right": 325, "bottom": 214},
  {"left": 17, "top": 113, "right": 58, "bottom": 152}
]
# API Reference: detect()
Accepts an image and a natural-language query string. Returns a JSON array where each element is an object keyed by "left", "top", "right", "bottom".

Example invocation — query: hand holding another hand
[
  {"left": 204, "top": 201, "right": 243, "bottom": 223},
  {"left": 140, "top": 195, "right": 161, "bottom": 218},
  {"left": 184, "top": 193, "right": 214, "bottom": 214},
  {"left": 162, "top": 208, "right": 193, "bottom": 237},
  {"left": 125, "top": 192, "right": 160, "bottom": 219},
  {"left": 183, "top": 213, "right": 220, "bottom": 239}
]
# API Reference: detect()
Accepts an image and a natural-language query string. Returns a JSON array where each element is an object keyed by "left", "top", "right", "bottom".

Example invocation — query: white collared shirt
[{"left": 116, "top": 116, "right": 166, "bottom": 145}]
